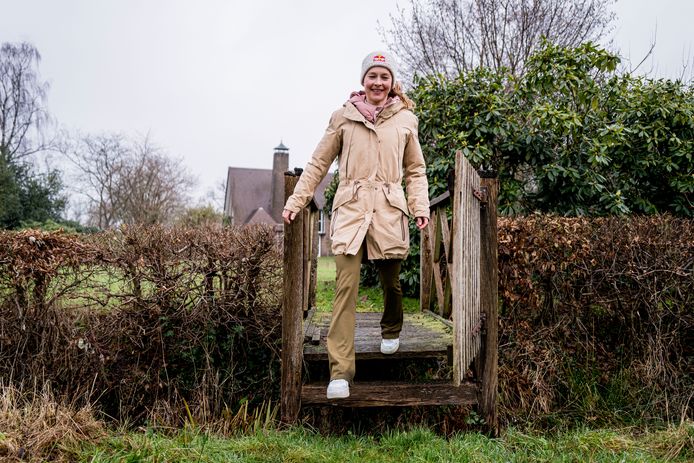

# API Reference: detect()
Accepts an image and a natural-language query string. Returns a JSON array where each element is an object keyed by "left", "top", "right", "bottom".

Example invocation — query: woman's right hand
[{"left": 282, "top": 209, "right": 297, "bottom": 224}]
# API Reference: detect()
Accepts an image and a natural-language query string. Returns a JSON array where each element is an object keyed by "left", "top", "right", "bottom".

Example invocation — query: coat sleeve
[
  {"left": 284, "top": 110, "right": 342, "bottom": 213},
  {"left": 403, "top": 116, "right": 430, "bottom": 219}
]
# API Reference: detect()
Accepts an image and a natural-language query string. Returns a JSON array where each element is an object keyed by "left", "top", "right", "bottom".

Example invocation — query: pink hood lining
[{"left": 348, "top": 91, "right": 400, "bottom": 123}]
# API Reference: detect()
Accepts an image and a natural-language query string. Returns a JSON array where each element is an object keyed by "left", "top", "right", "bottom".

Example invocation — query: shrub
[
  {"left": 496, "top": 215, "right": 693, "bottom": 425},
  {"left": 0, "top": 224, "right": 282, "bottom": 424}
]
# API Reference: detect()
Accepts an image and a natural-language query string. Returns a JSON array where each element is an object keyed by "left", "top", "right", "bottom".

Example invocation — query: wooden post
[
  {"left": 478, "top": 173, "right": 499, "bottom": 436},
  {"left": 308, "top": 210, "right": 319, "bottom": 314},
  {"left": 302, "top": 208, "right": 311, "bottom": 313},
  {"left": 451, "top": 155, "right": 464, "bottom": 386},
  {"left": 281, "top": 172, "right": 303, "bottom": 424},
  {"left": 420, "top": 219, "right": 433, "bottom": 313}
]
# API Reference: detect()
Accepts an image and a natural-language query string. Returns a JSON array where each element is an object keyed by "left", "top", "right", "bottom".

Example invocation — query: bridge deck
[{"left": 303, "top": 311, "right": 452, "bottom": 361}]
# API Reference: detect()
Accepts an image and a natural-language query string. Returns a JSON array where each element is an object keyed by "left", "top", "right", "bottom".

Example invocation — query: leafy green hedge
[{"left": 414, "top": 41, "right": 693, "bottom": 217}]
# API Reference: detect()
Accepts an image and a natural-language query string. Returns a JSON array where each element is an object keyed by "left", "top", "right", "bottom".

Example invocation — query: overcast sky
[{"left": 2, "top": 0, "right": 693, "bottom": 209}]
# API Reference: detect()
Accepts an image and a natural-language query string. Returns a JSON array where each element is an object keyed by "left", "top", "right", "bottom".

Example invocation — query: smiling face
[{"left": 362, "top": 66, "right": 393, "bottom": 106}]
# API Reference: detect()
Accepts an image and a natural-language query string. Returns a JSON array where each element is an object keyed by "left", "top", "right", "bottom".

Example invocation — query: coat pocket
[
  {"left": 332, "top": 184, "right": 357, "bottom": 211},
  {"left": 385, "top": 186, "right": 410, "bottom": 244},
  {"left": 330, "top": 184, "right": 358, "bottom": 239},
  {"left": 384, "top": 187, "right": 409, "bottom": 217}
]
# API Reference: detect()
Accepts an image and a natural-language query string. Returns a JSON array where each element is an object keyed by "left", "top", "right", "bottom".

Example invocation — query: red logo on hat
[{"left": 373, "top": 55, "right": 386, "bottom": 62}]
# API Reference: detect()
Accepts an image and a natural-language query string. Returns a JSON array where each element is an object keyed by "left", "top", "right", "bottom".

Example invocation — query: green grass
[
  {"left": 315, "top": 256, "right": 419, "bottom": 313},
  {"left": 78, "top": 424, "right": 694, "bottom": 462}
]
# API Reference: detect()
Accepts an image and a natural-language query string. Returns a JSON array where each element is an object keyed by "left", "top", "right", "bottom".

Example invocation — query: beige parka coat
[{"left": 284, "top": 99, "right": 430, "bottom": 260}]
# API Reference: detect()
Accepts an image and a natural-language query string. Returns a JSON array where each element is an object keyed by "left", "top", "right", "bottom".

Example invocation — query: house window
[{"left": 318, "top": 209, "right": 325, "bottom": 234}]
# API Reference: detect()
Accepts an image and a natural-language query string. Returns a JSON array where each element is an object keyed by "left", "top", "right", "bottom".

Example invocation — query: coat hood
[{"left": 346, "top": 91, "right": 403, "bottom": 123}]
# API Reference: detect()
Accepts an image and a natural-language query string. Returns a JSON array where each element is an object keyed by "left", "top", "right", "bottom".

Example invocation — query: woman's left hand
[{"left": 415, "top": 217, "right": 429, "bottom": 230}]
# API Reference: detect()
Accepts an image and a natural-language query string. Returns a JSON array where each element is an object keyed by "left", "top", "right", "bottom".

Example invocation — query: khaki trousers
[{"left": 328, "top": 243, "right": 403, "bottom": 381}]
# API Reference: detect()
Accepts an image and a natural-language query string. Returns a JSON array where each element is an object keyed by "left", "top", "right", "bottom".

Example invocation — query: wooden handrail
[{"left": 429, "top": 191, "right": 451, "bottom": 209}]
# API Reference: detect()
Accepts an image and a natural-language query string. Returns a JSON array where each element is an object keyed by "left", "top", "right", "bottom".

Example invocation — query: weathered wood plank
[
  {"left": 311, "top": 325, "right": 321, "bottom": 345},
  {"left": 466, "top": 157, "right": 481, "bottom": 383},
  {"left": 451, "top": 151, "right": 481, "bottom": 386},
  {"left": 438, "top": 209, "right": 452, "bottom": 264},
  {"left": 429, "top": 190, "right": 451, "bottom": 209},
  {"left": 281, "top": 173, "right": 303, "bottom": 424},
  {"left": 304, "top": 349, "right": 451, "bottom": 361},
  {"left": 423, "top": 309, "right": 453, "bottom": 329},
  {"left": 432, "top": 264, "right": 446, "bottom": 318},
  {"left": 420, "top": 218, "right": 433, "bottom": 313},
  {"left": 308, "top": 210, "right": 319, "bottom": 312},
  {"left": 451, "top": 152, "right": 463, "bottom": 386},
  {"left": 443, "top": 266, "right": 452, "bottom": 319},
  {"left": 302, "top": 208, "right": 311, "bottom": 313},
  {"left": 433, "top": 209, "right": 443, "bottom": 263},
  {"left": 302, "top": 381, "right": 478, "bottom": 407},
  {"left": 303, "top": 307, "right": 316, "bottom": 341},
  {"left": 478, "top": 175, "right": 499, "bottom": 436},
  {"left": 303, "top": 312, "right": 452, "bottom": 361}
]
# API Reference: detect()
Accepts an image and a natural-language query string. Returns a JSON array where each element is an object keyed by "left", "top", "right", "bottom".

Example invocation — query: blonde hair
[{"left": 390, "top": 81, "right": 415, "bottom": 110}]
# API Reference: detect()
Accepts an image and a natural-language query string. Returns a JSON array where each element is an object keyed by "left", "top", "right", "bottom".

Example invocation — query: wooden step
[
  {"left": 303, "top": 312, "right": 452, "bottom": 361},
  {"left": 302, "top": 380, "right": 478, "bottom": 407}
]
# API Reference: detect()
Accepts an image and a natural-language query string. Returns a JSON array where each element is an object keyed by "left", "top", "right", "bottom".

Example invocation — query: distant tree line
[{"left": 62, "top": 133, "right": 195, "bottom": 228}]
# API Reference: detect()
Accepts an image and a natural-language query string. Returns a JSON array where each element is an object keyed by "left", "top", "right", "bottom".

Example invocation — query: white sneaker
[
  {"left": 380, "top": 338, "right": 400, "bottom": 355},
  {"left": 326, "top": 379, "right": 350, "bottom": 399}
]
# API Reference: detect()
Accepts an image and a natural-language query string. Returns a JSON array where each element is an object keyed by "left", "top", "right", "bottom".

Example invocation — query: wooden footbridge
[{"left": 281, "top": 151, "right": 498, "bottom": 434}]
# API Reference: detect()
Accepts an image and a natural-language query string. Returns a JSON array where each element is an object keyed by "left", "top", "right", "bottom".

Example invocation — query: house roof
[
  {"left": 246, "top": 207, "right": 276, "bottom": 225},
  {"left": 224, "top": 166, "right": 334, "bottom": 225},
  {"left": 224, "top": 167, "right": 272, "bottom": 225}
]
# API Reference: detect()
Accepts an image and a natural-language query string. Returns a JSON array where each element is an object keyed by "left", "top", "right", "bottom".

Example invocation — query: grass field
[
  {"left": 315, "top": 256, "right": 419, "bottom": 313},
  {"left": 2, "top": 383, "right": 691, "bottom": 462},
  {"left": 78, "top": 424, "right": 694, "bottom": 462}
]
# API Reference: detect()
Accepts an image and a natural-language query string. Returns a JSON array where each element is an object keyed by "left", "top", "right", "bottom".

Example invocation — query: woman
[{"left": 283, "top": 50, "right": 430, "bottom": 399}]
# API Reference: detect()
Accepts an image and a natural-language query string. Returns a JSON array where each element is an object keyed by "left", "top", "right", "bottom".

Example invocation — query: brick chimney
[{"left": 270, "top": 141, "right": 289, "bottom": 222}]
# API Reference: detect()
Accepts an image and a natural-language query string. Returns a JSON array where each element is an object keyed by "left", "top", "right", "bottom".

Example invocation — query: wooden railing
[
  {"left": 280, "top": 169, "right": 319, "bottom": 423},
  {"left": 420, "top": 151, "right": 499, "bottom": 427}
]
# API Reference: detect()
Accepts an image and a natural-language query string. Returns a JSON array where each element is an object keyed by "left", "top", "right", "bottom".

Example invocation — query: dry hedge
[
  {"left": 497, "top": 215, "right": 692, "bottom": 425},
  {"left": 0, "top": 224, "right": 282, "bottom": 424},
  {"left": 0, "top": 216, "right": 691, "bottom": 427}
]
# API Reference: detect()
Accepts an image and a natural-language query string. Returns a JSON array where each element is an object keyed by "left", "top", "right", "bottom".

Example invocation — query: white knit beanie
[{"left": 361, "top": 50, "right": 397, "bottom": 85}]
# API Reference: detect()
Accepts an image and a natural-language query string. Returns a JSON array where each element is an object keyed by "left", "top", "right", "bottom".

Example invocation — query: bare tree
[
  {"left": 380, "top": 0, "right": 616, "bottom": 82},
  {"left": 64, "top": 134, "right": 127, "bottom": 228},
  {"left": 117, "top": 136, "right": 195, "bottom": 225},
  {"left": 66, "top": 133, "right": 195, "bottom": 228},
  {"left": 0, "top": 42, "right": 50, "bottom": 163}
]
